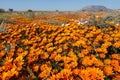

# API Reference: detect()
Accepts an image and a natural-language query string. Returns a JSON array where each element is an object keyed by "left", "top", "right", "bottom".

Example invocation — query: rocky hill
[{"left": 81, "top": 5, "right": 111, "bottom": 11}]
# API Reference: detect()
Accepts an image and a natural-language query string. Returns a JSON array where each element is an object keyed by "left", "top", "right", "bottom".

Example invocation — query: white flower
[{"left": 65, "top": 23, "right": 70, "bottom": 26}]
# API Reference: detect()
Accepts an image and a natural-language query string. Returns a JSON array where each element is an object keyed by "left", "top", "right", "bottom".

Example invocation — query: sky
[{"left": 0, "top": 0, "right": 120, "bottom": 11}]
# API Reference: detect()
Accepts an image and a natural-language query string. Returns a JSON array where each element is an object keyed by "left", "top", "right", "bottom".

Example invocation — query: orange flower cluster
[{"left": 0, "top": 13, "right": 120, "bottom": 80}]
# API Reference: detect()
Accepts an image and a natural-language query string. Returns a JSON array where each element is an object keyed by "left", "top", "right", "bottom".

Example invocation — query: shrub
[{"left": 0, "top": 8, "right": 5, "bottom": 13}]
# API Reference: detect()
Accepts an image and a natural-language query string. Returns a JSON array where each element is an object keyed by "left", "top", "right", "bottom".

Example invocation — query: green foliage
[
  {"left": 27, "top": 9, "right": 33, "bottom": 12},
  {"left": 87, "top": 14, "right": 115, "bottom": 28},
  {"left": 8, "top": 8, "right": 13, "bottom": 12},
  {"left": 0, "top": 15, "right": 4, "bottom": 24},
  {"left": 47, "top": 19, "right": 69, "bottom": 26},
  {"left": 114, "top": 14, "right": 120, "bottom": 24}
]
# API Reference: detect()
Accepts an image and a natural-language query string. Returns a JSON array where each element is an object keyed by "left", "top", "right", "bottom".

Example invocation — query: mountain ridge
[{"left": 81, "top": 5, "right": 111, "bottom": 11}]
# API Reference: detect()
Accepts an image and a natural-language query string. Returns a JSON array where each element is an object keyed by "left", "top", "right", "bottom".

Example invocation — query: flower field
[{"left": 0, "top": 12, "right": 120, "bottom": 80}]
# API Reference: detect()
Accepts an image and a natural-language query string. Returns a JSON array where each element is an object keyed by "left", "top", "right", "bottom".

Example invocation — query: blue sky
[{"left": 0, "top": 0, "right": 120, "bottom": 11}]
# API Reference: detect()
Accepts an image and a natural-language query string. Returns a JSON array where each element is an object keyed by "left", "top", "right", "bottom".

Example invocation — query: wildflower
[
  {"left": 40, "top": 52, "right": 49, "bottom": 59},
  {"left": 104, "top": 59, "right": 111, "bottom": 65},
  {"left": 82, "top": 56, "right": 93, "bottom": 66},
  {"left": 111, "top": 54, "right": 120, "bottom": 60},
  {"left": 17, "top": 48, "right": 23, "bottom": 53},
  {"left": 111, "top": 60, "right": 119, "bottom": 67},
  {"left": 103, "top": 66, "right": 113, "bottom": 76},
  {"left": 56, "top": 69, "right": 72, "bottom": 79},
  {"left": 32, "top": 65, "right": 39, "bottom": 72},
  {"left": 47, "top": 47, "right": 55, "bottom": 52},
  {"left": 54, "top": 54, "right": 62, "bottom": 61},
  {"left": 57, "top": 48, "right": 62, "bottom": 53},
  {"left": 79, "top": 67, "right": 105, "bottom": 80},
  {"left": 99, "top": 53, "right": 106, "bottom": 58},
  {"left": 0, "top": 51, "right": 5, "bottom": 58},
  {"left": 113, "top": 41, "right": 120, "bottom": 48}
]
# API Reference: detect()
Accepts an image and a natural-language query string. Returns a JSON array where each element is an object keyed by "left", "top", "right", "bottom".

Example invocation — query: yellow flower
[
  {"left": 46, "top": 47, "right": 55, "bottom": 52},
  {"left": 46, "top": 43, "right": 53, "bottom": 48},
  {"left": 57, "top": 48, "right": 62, "bottom": 53},
  {"left": 54, "top": 54, "right": 62, "bottom": 61}
]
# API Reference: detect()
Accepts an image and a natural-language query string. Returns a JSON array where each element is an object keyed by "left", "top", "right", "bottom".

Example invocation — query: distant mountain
[{"left": 81, "top": 5, "right": 111, "bottom": 11}]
